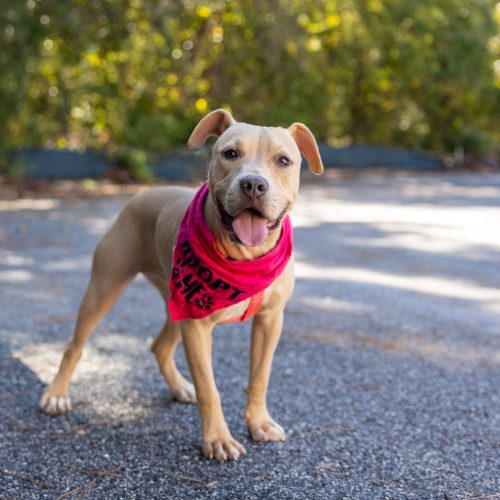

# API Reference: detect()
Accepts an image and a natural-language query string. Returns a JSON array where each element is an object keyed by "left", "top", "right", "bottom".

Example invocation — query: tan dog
[{"left": 39, "top": 109, "right": 323, "bottom": 461}]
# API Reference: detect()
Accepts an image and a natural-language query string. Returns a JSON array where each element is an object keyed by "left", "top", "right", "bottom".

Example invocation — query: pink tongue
[{"left": 232, "top": 210, "right": 268, "bottom": 247}]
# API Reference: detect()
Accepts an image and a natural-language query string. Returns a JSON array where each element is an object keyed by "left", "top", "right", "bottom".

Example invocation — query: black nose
[{"left": 239, "top": 175, "right": 269, "bottom": 199}]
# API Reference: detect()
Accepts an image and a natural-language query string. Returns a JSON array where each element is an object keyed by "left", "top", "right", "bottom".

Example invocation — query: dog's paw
[
  {"left": 39, "top": 392, "right": 72, "bottom": 415},
  {"left": 171, "top": 381, "right": 196, "bottom": 404},
  {"left": 248, "top": 418, "right": 286, "bottom": 443},
  {"left": 202, "top": 434, "right": 247, "bottom": 462}
]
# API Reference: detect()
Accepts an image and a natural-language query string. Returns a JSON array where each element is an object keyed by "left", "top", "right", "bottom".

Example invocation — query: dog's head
[{"left": 188, "top": 109, "right": 323, "bottom": 247}]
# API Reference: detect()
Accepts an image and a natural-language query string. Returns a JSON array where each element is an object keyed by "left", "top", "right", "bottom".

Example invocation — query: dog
[{"left": 39, "top": 109, "right": 323, "bottom": 461}]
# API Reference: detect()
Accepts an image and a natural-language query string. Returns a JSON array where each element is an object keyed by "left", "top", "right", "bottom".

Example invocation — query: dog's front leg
[
  {"left": 181, "top": 319, "right": 247, "bottom": 461},
  {"left": 245, "top": 311, "right": 286, "bottom": 442}
]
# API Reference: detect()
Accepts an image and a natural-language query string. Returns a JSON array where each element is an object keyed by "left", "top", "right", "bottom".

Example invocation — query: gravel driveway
[{"left": 1, "top": 172, "right": 499, "bottom": 499}]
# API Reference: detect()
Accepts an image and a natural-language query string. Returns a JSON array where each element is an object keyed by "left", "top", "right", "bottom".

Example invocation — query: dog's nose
[{"left": 239, "top": 175, "right": 269, "bottom": 199}]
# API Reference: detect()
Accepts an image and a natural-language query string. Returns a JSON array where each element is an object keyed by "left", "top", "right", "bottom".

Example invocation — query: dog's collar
[{"left": 222, "top": 290, "right": 266, "bottom": 323}]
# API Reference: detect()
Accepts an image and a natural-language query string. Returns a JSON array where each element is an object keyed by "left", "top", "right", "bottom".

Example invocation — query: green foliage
[
  {"left": 113, "top": 147, "right": 154, "bottom": 182},
  {"left": 0, "top": 152, "right": 31, "bottom": 178},
  {"left": 0, "top": 0, "right": 498, "bottom": 155}
]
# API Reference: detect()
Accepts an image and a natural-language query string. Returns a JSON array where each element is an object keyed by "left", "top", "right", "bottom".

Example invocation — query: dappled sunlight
[
  {"left": 290, "top": 175, "right": 500, "bottom": 368},
  {"left": 0, "top": 252, "right": 35, "bottom": 266},
  {"left": 41, "top": 256, "right": 91, "bottom": 272},
  {"left": 0, "top": 269, "right": 33, "bottom": 283},
  {"left": 0, "top": 199, "right": 61, "bottom": 211},
  {"left": 13, "top": 342, "right": 67, "bottom": 384},
  {"left": 295, "top": 262, "right": 500, "bottom": 303},
  {"left": 293, "top": 174, "right": 500, "bottom": 260},
  {"left": 401, "top": 182, "right": 500, "bottom": 201},
  {"left": 296, "top": 295, "right": 373, "bottom": 314},
  {"left": 82, "top": 217, "right": 113, "bottom": 236},
  {"left": 15, "top": 336, "right": 148, "bottom": 384},
  {"left": 293, "top": 199, "right": 500, "bottom": 254},
  {"left": 339, "top": 223, "right": 498, "bottom": 255},
  {"left": 14, "top": 334, "right": 156, "bottom": 419}
]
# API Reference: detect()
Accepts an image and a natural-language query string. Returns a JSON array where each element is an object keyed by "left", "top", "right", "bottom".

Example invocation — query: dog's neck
[{"left": 203, "top": 195, "right": 283, "bottom": 260}]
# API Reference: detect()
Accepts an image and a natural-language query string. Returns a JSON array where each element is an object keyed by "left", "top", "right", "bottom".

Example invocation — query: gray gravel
[{"left": 1, "top": 171, "right": 499, "bottom": 499}]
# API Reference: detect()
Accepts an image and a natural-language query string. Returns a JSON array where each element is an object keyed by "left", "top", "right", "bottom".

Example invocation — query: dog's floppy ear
[
  {"left": 288, "top": 123, "right": 324, "bottom": 175},
  {"left": 188, "top": 109, "right": 235, "bottom": 149}
]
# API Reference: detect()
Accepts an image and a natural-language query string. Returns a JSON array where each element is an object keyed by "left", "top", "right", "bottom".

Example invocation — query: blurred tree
[{"left": 0, "top": 0, "right": 498, "bottom": 156}]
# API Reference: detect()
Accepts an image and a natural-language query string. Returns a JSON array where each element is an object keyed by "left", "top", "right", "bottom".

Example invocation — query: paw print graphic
[{"left": 195, "top": 294, "right": 215, "bottom": 310}]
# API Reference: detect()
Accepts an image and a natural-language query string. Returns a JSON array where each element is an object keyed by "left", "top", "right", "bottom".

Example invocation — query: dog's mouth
[{"left": 216, "top": 199, "right": 285, "bottom": 247}]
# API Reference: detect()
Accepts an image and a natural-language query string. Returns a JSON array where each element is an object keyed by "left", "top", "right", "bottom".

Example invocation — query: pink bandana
[{"left": 168, "top": 183, "right": 293, "bottom": 321}]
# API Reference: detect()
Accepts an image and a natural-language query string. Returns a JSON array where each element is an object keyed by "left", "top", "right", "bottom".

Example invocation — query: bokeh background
[
  {"left": 1, "top": 0, "right": 499, "bottom": 180},
  {"left": 2, "top": 3, "right": 500, "bottom": 498}
]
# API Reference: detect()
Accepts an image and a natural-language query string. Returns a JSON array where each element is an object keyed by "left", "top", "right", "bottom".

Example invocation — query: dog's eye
[
  {"left": 277, "top": 156, "right": 291, "bottom": 166},
  {"left": 222, "top": 149, "right": 238, "bottom": 160}
]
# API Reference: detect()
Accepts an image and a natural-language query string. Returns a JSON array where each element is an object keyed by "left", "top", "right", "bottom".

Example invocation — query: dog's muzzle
[{"left": 216, "top": 197, "right": 287, "bottom": 248}]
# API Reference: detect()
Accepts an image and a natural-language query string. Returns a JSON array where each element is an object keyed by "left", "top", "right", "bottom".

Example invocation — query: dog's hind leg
[
  {"left": 39, "top": 226, "right": 138, "bottom": 415},
  {"left": 151, "top": 320, "right": 196, "bottom": 403}
]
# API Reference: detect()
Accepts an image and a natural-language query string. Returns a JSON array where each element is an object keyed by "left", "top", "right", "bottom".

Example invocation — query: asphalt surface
[{"left": 1, "top": 172, "right": 499, "bottom": 499}]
